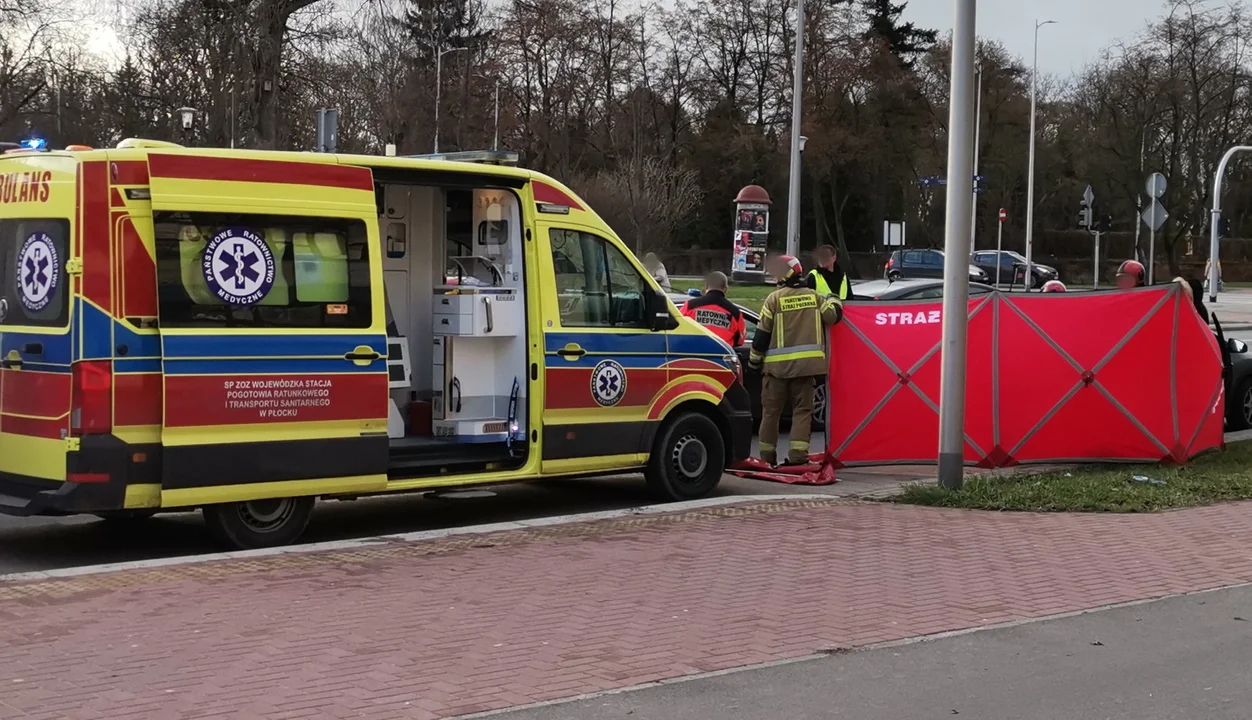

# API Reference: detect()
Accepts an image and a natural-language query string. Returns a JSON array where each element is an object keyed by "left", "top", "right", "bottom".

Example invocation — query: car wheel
[
  {"left": 1227, "top": 377, "right": 1252, "bottom": 431},
  {"left": 812, "top": 377, "right": 827, "bottom": 431},
  {"left": 645, "top": 412, "right": 726, "bottom": 501},
  {"left": 202, "top": 496, "right": 316, "bottom": 549},
  {"left": 887, "top": 271, "right": 902, "bottom": 281}
]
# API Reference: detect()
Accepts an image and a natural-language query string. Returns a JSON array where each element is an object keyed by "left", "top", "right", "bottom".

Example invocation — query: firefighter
[
  {"left": 681, "top": 271, "right": 747, "bottom": 346},
  {"left": 748, "top": 255, "right": 842, "bottom": 465},
  {"left": 1042, "top": 280, "right": 1066, "bottom": 293},
  {"left": 1116, "top": 259, "right": 1147, "bottom": 290},
  {"left": 807, "top": 244, "right": 850, "bottom": 300}
]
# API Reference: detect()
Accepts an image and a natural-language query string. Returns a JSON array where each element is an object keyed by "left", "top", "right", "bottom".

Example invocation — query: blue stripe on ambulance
[
  {"left": 1, "top": 329, "right": 72, "bottom": 369},
  {"left": 544, "top": 333, "right": 666, "bottom": 355}
]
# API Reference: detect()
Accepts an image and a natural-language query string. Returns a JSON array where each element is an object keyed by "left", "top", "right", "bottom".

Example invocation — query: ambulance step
[
  {"left": 386, "top": 438, "right": 519, "bottom": 478},
  {"left": 0, "top": 491, "right": 37, "bottom": 516}
]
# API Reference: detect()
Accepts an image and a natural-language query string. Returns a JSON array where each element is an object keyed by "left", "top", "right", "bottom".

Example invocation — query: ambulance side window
[
  {"left": 549, "top": 229, "right": 647, "bottom": 329},
  {"left": 153, "top": 211, "right": 372, "bottom": 329}
]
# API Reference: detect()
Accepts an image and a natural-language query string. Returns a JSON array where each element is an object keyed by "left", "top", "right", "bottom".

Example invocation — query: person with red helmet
[
  {"left": 681, "top": 271, "right": 747, "bottom": 347},
  {"left": 748, "top": 254, "right": 842, "bottom": 465},
  {"left": 1116, "top": 259, "right": 1146, "bottom": 290},
  {"left": 1041, "top": 280, "right": 1066, "bottom": 293}
]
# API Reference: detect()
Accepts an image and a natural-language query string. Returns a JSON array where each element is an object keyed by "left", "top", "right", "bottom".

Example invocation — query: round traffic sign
[
  {"left": 1146, "top": 172, "right": 1167, "bottom": 199},
  {"left": 998, "top": 208, "right": 1007, "bottom": 222}
]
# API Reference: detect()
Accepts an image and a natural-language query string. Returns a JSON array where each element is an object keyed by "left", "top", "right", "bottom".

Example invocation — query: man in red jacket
[{"left": 681, "top": 271, "right": 747, "bottom": 347}]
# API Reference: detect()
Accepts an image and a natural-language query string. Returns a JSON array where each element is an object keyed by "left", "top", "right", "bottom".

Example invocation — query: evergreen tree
[{"left": 860, "top": 0, "right": 937, "bottom": 67}]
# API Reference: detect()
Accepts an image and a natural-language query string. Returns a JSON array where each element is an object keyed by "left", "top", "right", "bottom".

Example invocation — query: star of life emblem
[{"left": 590, "top": 359, "right": 627, "bottom": 407}]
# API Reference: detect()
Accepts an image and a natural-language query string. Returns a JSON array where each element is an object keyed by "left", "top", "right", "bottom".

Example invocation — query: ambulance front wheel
[
  {"left": 203, "top": 496, "right": 315, "bottom": 549},
  {"left": 646, "top": 412, "right": 726, "bottom": 501}
]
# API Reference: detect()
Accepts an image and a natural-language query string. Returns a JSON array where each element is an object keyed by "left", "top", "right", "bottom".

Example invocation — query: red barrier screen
[{"left": 826, "top": 285, "right": 1225, "bottom": 467}]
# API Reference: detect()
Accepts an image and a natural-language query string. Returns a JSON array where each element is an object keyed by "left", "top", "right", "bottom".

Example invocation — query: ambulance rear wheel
[
  {"left": 646, "top": 412, "right": 725, "bottom": 501},
  {"left": 203, "top": 496, "right": 315, "bottom": 549}
]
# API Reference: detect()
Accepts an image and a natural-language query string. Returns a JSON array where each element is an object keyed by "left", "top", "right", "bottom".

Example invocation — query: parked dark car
[
  {"left": 851, "top": 278, "right": 995, "bottom": 301},
  {"left": 885, "top": 249, "right": 989, "bottom": 284},
  {"left": 969, "top": 250, "right": 1059, "bottom": 289}
]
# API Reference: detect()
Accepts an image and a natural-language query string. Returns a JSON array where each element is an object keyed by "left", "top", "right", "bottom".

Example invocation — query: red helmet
[
  {"left": 1116, "top": 260, "right": 1146, "bottom": 286},
  {"left": 773, "top": 254, "right": 803, "bottom": 280},
  {"left": 1042, "top": 280, "right": 1066, "bottom": 293}
]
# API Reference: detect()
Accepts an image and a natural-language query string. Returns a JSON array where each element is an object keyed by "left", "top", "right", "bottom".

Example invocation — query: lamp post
[
  {"left": 1023, "top": 19, "right": 1055, "bottom": 290},
  {"left": 936, "top": 0, "right": 978, "bottom": 490},
  {"left": 434, "top": 47, "right": 469, "bottom": 154},
  {"left": 177, "top": 107, "right": 197, "bottom": 144},
  {"left": 784, "top": 0, "right": 806, "bottom": 258},
  {"left": 970, "top": 66, "right": 983, "bottom": 249}
]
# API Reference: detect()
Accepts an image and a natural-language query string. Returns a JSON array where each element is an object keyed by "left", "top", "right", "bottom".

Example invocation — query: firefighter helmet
[
  {"left": 1042, "top": 280, "right": 1066, "bottom": 293},
  {"left": 1116, "top": 259, "right": 1146, "bottom": 286},
  {"left": 773, "top": 254, "right": 803, "bottom": 282}
]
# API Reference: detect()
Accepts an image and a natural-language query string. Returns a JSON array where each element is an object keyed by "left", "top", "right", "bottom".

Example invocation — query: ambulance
[{"left": 0, "top": 141, "right": 753, "bottom": 548}]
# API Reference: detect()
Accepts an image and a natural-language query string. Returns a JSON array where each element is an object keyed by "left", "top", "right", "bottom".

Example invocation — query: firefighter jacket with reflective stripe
[
  {"left": 749, "top": 282, "right": 842, "bottom": 379},
  {"left": 808, "top": 267, "right": 850, "bottom": 300},
  {"left": 681, "top": 290, "right": 747, "bottom": 347}
]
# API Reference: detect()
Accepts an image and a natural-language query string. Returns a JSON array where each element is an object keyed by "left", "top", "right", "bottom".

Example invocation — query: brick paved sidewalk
[{"left": 4, "top": 499, "right": 1252, "bottom": 720}]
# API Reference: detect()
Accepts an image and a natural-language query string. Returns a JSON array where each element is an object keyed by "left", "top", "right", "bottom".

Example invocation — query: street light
[
  {"left": 177, "top": 107, "right": 197, "bottom": 132},
  {"left": 434, "top": 47, "right": 469, "bottom": 154},
  {"left": 784, "top": 0, "right": 806, "bottom": 258},
  {"left": 1023, "top": 19, "right": 1055, "bottom": 290}
]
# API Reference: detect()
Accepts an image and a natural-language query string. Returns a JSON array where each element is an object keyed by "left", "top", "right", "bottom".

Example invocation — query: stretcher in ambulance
[{"left": 0, "top": 142, "right": 753, "bottom": 548}]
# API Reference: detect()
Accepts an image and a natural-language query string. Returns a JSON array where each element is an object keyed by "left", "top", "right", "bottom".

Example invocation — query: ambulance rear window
[
  {"left": 152, "top": 212, "right": 371, "bottom": 329},
  {"left": 0, "top": 218, "right": 70, "bottom": 328}
]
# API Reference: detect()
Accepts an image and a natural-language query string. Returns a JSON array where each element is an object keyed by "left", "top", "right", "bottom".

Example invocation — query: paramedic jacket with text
[{"left": 681, "top": 290, "right": 747, "bottom": 347}]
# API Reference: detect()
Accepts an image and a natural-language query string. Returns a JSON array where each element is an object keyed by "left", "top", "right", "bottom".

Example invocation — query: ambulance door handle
[
  {"left": 483, "top": 297, "right": 494, "bottom": 333},
  {"left": 344, "top": 345, "right": 381, "bottom": 367},
  {"left": 2, "top": 350, "right": 21, "bottom": 369},
  {"left": 556, "top": 344, "right": 585, "bottom": 360}
]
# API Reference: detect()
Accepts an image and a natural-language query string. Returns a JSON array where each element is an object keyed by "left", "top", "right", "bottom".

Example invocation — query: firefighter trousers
[{"left": 758, "top": 374, "right": 816, "bottom": 465}]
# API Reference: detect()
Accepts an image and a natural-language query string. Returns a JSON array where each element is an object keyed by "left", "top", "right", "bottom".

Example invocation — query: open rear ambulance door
[{"left": 146, "top": 151, "right": 390, "bottom": 509}]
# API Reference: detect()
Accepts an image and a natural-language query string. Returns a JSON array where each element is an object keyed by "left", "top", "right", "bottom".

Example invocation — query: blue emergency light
[{"left": 22, "top": 137, "right": 46, "bottom": 151}]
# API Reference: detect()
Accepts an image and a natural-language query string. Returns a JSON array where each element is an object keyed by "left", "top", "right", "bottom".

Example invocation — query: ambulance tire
[
  {"left": 203, "top": 496, "right": 315, "bottom": 549},
  {"left": 646, "top": 412, "right": 725, "bottom": 502}
]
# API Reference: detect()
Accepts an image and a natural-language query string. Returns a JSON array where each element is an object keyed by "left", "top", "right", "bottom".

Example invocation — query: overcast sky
[{"left": 904, "top": 0, "right": 1215, "bottom": 78}]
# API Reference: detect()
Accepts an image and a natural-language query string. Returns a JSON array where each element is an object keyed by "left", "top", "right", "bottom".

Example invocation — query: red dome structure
[{"left": 734, "top": 185, "right": 772, "bottom": 205}]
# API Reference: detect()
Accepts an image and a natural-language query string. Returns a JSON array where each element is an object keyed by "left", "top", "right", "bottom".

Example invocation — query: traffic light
[
  {"left": 1220, "top": 217, "right": 1232, "bottom": 237},
  {"left": 1077, "top": 198, "right": 1093, "bottom": 229},
  {"left": 1095, "top": 214, "right": 1112, "bottom": 233}
]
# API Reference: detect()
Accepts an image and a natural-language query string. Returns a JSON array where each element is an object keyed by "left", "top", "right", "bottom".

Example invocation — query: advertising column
[{"left": 732, "top": 185, "right": 772, "bottom": 283}]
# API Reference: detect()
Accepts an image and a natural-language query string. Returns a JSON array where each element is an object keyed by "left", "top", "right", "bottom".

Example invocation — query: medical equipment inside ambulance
[{"left": 381, "top": 185, "right": 527, "bottom": 454}]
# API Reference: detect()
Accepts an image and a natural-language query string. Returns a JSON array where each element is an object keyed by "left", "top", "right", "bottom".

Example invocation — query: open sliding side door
[{"left": 146, "top": 151, "right": 389, "bottom": 506}]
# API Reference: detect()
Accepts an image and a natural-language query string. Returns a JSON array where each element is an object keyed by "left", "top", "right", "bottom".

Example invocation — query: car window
[
  {"left": 743, "top": 315, "right": 756, "bottom": 344},
  {"left": 903, "top": 251, "right": 923, "bottom": 264},
  {"left": 970, "top": 285, "right": 991, "bottom": 295},
  {"left": 549, "top": 228, "right": 647, "bottom": 328},
  {"left": 906, "top": 286, "right": 944, "bottom": 300},
  {"left": 924, "top": 252, "right": 944, "bottom": 267}
]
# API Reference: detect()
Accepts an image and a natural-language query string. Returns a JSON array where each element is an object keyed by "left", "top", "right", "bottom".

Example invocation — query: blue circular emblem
[
  {"left": 203, "top": 227, "right": 275, "bottom": 306},
  {"left": 590, "top": 359, "right": 627, "bottom": 407},
  {"left": 17, "top": 232, "right": 59, "bottom": 312}
]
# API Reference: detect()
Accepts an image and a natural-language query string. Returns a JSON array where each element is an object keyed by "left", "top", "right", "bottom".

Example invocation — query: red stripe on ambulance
[
  {"left": 114, "top": 373, "right": 163, "bottom": 427},
  {"left": 0, "top": 369, "right": 71, "bottom": 420},
  {"left": 147, "top": 155, "right": 374, "bottom": 192},
  {"left": 164, "top": 374, "right": 388, "bottom": 428},
  {"left": 80, "top": 161, "right": 111, "bottom": 313}
]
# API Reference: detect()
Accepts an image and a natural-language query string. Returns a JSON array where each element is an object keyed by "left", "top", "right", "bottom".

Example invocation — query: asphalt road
[
  {"left": 0, "top": 433, "right": 831, "bottom": 575},
  {"left": 497, "top": 584, "right": 1252, "bottom": 720}
]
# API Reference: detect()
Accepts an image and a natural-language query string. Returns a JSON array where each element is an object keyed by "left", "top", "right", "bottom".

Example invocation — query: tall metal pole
[
  {"left": 1093, "top": 231, "right": 1100, "bottom": 289},
  {"left": 1024, "top": 19, "right": 1055, "bottom": 291},
  {"left": 937, "top": 0, "right": 977, "bottom": 490},
  {"left": 1134, "top": 128, "right": 1145, "bottom": 262},
  {"left": 995, "top": 217, "right": 1003, "bottom": 290},
  {"left": 1208, "top": 146, "right": 1252, "bottom": 303},
  {"left": 785, "top": 0, "right": 806, "bottom": 258},
  {"left": 970, "top": 67, "right": 983, "bottom": 249},
  {"left": 1148, "top": 223, "right": 1155, "bottom": 285},
  {"left": 434, "top": 48, "right": 444, "bottom": 154},
  {"left": 493, "top": 78, "right": 500, "bottom": 150}
]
